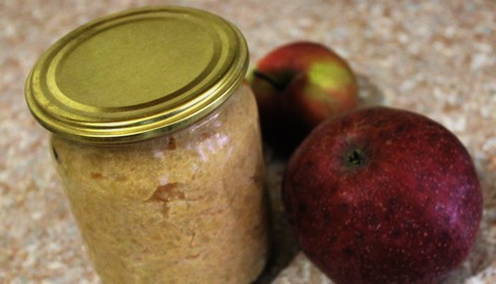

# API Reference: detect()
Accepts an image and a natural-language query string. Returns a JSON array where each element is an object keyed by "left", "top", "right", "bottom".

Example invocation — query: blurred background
[{"left": 1, "top": 0, "right": 495, "bottom": 283}]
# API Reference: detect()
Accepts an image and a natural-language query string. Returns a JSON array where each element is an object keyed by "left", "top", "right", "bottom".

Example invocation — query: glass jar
[{"left": 25, "top": 7, "right": 269, "bottom": 283}]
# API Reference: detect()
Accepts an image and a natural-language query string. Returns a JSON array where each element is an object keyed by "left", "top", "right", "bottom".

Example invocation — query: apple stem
[
  {"left": 253, "top": 70, "right": 286, "bottom": 91},
  {"left": 346, "top": 149, "right": 366, "bottom": 168}
]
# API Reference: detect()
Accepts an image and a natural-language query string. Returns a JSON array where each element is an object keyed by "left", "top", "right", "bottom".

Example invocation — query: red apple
[
  {"left": 249, "top": 41, "right": 358, "bottom": 153},
  {"left": 282, "top": 107, "right": 483, "bottom": 284}
]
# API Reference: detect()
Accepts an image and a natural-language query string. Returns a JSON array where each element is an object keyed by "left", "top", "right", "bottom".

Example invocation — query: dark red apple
[
  {"left": 282, "top": 107, "right": 483, "bottom": 284},
  {"left": 248, "top": 41, "right": 358, "bottom": 153}
]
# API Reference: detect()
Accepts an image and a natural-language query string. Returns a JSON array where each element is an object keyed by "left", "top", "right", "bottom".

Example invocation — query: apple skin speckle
[{"left": 283, "top": 106, "right": 483, "bottom": 284}]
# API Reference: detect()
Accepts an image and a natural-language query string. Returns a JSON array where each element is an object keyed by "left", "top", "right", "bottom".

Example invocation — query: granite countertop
[{"left": 1, "top": 0, "right": 496, "bottom": 283}]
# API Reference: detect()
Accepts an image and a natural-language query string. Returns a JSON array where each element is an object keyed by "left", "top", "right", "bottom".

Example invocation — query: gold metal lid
[{"left": 25, "top": 6, "right": 248, "bottom": 144}]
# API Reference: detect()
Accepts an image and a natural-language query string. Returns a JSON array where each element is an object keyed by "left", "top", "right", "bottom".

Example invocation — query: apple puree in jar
[
  {"left": 25, "top": 6, "right": 269, "bottom": 283},
  {"left": 51, "top": 84, "right": 268, "bottom": 283}
]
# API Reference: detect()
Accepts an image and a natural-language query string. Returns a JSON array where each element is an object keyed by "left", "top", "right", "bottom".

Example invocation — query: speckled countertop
[{"left": 1, "top": 0, "right": 496, "bottom": 283}]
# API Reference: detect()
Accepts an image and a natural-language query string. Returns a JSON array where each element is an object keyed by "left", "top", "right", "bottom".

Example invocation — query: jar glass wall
[{"left": 51, "top": 83, "right": 268, "bottom": 283}]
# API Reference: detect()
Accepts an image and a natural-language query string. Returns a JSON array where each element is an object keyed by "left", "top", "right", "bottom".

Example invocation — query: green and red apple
[
  {"left": 283, "top": 107, "right": 483, "bottom": 284},
  {"left": 249, "top": 41, "right": 358, "bottom": 153}
]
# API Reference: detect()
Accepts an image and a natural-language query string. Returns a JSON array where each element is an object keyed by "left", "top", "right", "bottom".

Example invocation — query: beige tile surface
[{"left": 1, "top": 0, "right": 496, "bottom": 283}]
